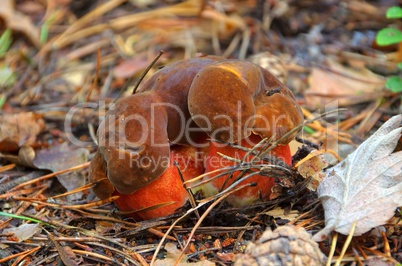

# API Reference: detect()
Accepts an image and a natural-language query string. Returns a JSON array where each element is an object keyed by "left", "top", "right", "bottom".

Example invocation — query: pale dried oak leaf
[{"left": 313, "top": 115, "right": 402, "bottom": 241}]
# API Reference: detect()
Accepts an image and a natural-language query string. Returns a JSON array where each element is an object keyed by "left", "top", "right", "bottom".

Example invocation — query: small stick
[
  {"left": 10, "top": 162, "right": 90, "bottom": 191},
  {"left": 85, "top": 48, "right": 101, "bottom": 102},
  {"left": 0, "top": 164, "right": 15, "bottom": 172},
  {"left": 174, "top": 161, "right": 200, "bottom": 219},
  {"left": 132, "top": 50, "right": 164, "bottom": 94},
  {"left": 0, "top": 246, "right": 41, "bottom": 265},
  {"left": 175, "top": 183, "right": 253, "bottom": 264},
  {"left": 335, "top": 221, "right": 357, "bottom": 266},
  {"left": 327, "top": 232, "right": 338, "bottom": 266}
]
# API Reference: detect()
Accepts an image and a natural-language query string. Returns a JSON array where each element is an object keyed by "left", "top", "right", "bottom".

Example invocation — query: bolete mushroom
[
  {"left": 88, "top": 56, "right": 303, "bottom": 219},
  {"left": 89, "top": 56, "right": 221, "bottom": 219},
  {"left": 187, "top": 59, "right": 303, "bottom": 205}
]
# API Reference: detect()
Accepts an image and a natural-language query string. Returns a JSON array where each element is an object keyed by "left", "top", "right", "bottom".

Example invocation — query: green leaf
[
  {"left": 398, "top": 63, "right": 402, "bottom": 70},
  {"left": 0, "top": 94, "right": 5, "bottom": 109},
  {"left": 0, "top": 211, "right": 53, "bottom": 227},
  {"left": 0, "top": 29, "right": 12, "bottom": 57},
  {"left": 40, "top": 23, "right": 49, "bottom": 44},
  {"left": 386, "top": 6, "right": 402, "bottom": 19},
  {"left": 303, "top": 126, "right": 315, "bottom": 134},
  {"left": 0, "top": 66, "right": 16, "bottom": 87},
  {"left": 385, "top": 76, "right": 402, "bottom": 93},
  {"left": 376, "top": 28, "right": 402, "bottom": 46}
]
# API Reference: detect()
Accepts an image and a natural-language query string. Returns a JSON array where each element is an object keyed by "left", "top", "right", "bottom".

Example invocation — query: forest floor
[{"left": 0, "top": 0, "right": 401, "bottom": 265}]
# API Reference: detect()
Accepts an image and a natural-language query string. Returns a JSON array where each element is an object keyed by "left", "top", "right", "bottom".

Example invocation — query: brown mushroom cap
[
  {"left": 96, "top": 91, "right": 170, "bottom": 194},
  {"left": 138, "top": 56, "right": 224, "bottom": 145},
  {"left": 188, "top": 59, "right": 303, "bottom": 143},
  {"left": 89, "top": 56, "right": 225, "bottom": 196},
  {"left": 88, "top": 150, "right": 115, "bottom": 199}
]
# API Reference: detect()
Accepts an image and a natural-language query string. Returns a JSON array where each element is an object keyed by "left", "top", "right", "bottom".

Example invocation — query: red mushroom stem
[
  {"left": 202, "top": 133, "right": 292, "bottom": 206},
  {"left": 113, "top": 145, "right": 204, "bottom": 220}
]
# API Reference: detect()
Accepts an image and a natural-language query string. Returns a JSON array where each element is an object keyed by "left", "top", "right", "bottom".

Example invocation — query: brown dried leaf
[
  {"left": 0, "top": 112, "right": 45, "bottom": 152},
  {"left": 314, "top": 115, "right": 402, "bottom": 241},
  {"left": 0, "top": 0, "right": 41, "bottom": 48},
  {"left": 305, "top": 58, "right": 385, "bottom": 108},
  {"left": 296, "top": 150, "right": 339, "bottom": 191},
  {"left": 216, "top": 252, "right": 235, "bottom": 262},
  {"left": 265, "top": 208, "right": 299, "bottom": 221},
  {"left": 113, "top": 56, "right": 150, "bottom": 79},
  {"left": 154, "top": 243, "right": 215, "bottom": 266},
  {"left": 33, "top": 143, "right": 88, "bottom": 197}
]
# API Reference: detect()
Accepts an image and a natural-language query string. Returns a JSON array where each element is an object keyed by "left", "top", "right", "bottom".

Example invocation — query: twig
[
  {"left": 10, "top": 162, "right": 90, "bottom": 191},
  {"left": 0, "top": 246, "right": 41, "bottom": 265},
  {"left": 45, "top": 229, "right": 78, "bottom": 266},
  {"left": 85, "top": 48, "right": 101, "bottom": 102},
  {"left": 132, "top": 50, "right": 164, "bottom": 94},
  {"left": 335, "top": 221, "right": 357, "bottom": 266},
  {"left": 0, "top": 170, "right": 48, "bottom": 194},
  {"left": 175, "top": 183, "right": 254, "bottom": 264}
]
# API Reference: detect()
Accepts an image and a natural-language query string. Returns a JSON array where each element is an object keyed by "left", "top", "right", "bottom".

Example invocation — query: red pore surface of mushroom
[
  {"left": 113, "top": 145, "right": 204, "bottom": 220},
  {"left": 203, "top": 133, "right": 291, "bottom": 207}
]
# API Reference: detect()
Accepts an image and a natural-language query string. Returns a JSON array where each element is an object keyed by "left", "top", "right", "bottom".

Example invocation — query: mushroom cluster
[{"left": 89, "top": 55, "right": 303, "bottom": 220}]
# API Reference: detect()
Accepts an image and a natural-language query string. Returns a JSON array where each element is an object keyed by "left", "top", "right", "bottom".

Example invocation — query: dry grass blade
[
  {"left": 150, "top": 183, "right": 254, "bottom": 265},
  {"left": 45, "top": 229, "right": 78, "bottom": 266},
  {"left": 175, "top": 161, "right": 200, "bottom": 219},
  {"left": 360, "top": 246, "right": 400, "bottom": 265},
  {"left": 175, "top": 183, "right": 254, "bottom": 264},
  {"left": 327, "top": 233, "right": 338, "bottom": 266},
  {"left": 72, "top": 249, "right": 121, "bottom": 264},
  {"left": 85, "top": 48, "right": 101, "bottom": 102},
  {"left": 132, "top": 50, "right": 164, "bottom": 95},
  {"left": 0, "top": 246, "right": 41, "bottom": 265},
  {"left": 49, "top": 183, "right": 95, "bottom": 199},
  {"left": 12, "top": 195, "right": 119, "bottom": 209},
  {"left": 294, "top": 149, "right": 340, "bottom": 168},
  {"left": 53, "top": 0, "right": 128, "bottom": 46},
  {"left": 52, "top": 0, "right": 202, "bottom": 50},
  {"left": 302, "top": 107, "right": 352, "bottom": 143},
  {"left": 0, "top": 185, "right": 46, "bottom": 199},
  {"left": 10, "top": 162, "right": 90, "bottom": 191},
  {"left": 184, "top": 165, "right": 238, "bottom": 186},
  {"left": 0, "top": 163, "right": 15, "bottom": 172},
  {"left": 334, "top": 221, "right": 357, "bottom": 266}
]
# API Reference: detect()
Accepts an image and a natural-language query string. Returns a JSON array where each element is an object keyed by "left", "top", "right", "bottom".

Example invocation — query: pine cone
[{"left": 234, "top": 225, "right": 326, "bottom": 266}]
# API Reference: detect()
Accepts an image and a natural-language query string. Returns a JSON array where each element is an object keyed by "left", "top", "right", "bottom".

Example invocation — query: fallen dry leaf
[
  {"left": 0, "top": 112, "right": 45, "bottom": 152},
  {"left": 305, "top": 58, "right": 385, "bottom": 108},
  {"left": 154, "top": 242, "right": 215, "bottom": 266},
  {"left": 33, "top": 143, "right": 88, "bottom": 199},
  {"left": 3, "top": 224, "right": 41, "bottom": 242},
  {"left": 113, "top": 56, "right": 150, "bottom": 79},
  {"left": 296, "top": 150, "right": 339, "bottom": 191},
  {"left": 265, "top": 207, "right": 299, "bottom": 221},
  {"left": 313, "top": 115, "right": 402, "bottom": 241},
  {"left": 0, "top": 143, "right": 88, "bottom": 199},
  {"left": 0, "top": 0, "right": 41, "bottom": 48}
]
